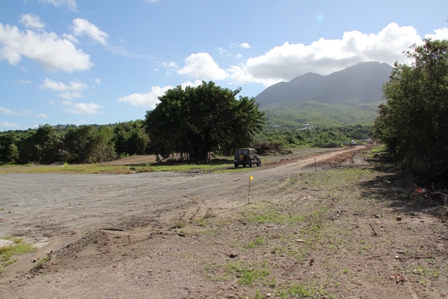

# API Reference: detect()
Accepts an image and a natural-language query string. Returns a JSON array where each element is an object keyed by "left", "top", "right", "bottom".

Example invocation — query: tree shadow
[{"left": 359, "top": 154, "right": 447, "bottom": 221}]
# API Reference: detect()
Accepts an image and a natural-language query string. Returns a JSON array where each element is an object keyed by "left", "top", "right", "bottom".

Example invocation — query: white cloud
[
  {"left": 58, "top": 91, "right": 82, "bottom": 100},
  {"left": 0, "top": 23, "right": 93, "bottom": 72},
  {"left": 163, "top": 61, "right": 178, "bottom": 68},
  {"left": 40, "top": 0, "right": 77, "bottom": 12},
  {"left": 217, "top": 47, "right": 227, "bottom": 55},
  {"left": 0, "top": 122, "right": 19, "bottom": 129},
  {"left": 145, "top": 0, "right": 159, "bottom": 3},
  {"left": 118, "top": 80, "right": 202, "bottom": 108},
  {"left": 0, "top": 106, "right": 47, "bottom": 119},
  {"left": 62, "top": 33, "right": 79, "bottom": 44},
  {"left": 179, "top": 80, "right": 202, "bottom": 89},
  {"left": 40, "top": 78, "right": 87, "bottom": 91},
  {"left": 19, "top": 14, "right": 45, "bottom": 29},
  {"left": 71, "top": 18, "right": 108, "bottom": 45},
  {"left": 118, "top": 85, "right": 172, "bottom": 108},
  {"left": 34, "top": 113, "right": 48, "bottom": 118},
  {"left": 64, "top": 102, "right": 103, "bottom": 114},
  {"left": 94, "top": 78, "right": 101, "bottom": 84},
  {"left": 232, "top": 22, "right": 423, "bottom": 86},
  {"left": 17, "top": 79, "right": 31, "bottom": 85},
  {"left": 0, "top": 106, "right": 18, "bottom": 115},
  {"left": 240, "top": 42, "right": 250, "bottom": 49},
  {"left": 425, "top": 28, "right": 448, "bottom": 40},
  {"left": 178, "top": 52, "right": 228, "bottom": 80}
]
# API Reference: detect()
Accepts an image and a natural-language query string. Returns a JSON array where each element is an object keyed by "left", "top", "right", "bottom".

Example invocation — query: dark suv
[{"left": 234, "top": 148, "right": 261, "bottom": 168}]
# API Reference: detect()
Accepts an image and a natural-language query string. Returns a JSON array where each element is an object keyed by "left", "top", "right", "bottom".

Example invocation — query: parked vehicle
[{"left": 234, "top": 148, "right": 261, "bottom": 168}]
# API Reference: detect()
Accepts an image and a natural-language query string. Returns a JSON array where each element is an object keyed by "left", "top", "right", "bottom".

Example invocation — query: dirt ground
[{"left": 1, "top": 146, "right": 447, "bottom": 299}]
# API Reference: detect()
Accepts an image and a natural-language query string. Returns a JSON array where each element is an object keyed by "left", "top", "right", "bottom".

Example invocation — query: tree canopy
[
  {"left": 144, "top": 81, "right": 265, "bottom": 161},
  {"left": 373, "top": 39, "right": 448, "bottom": 180},
  {"left": 0, "top": 122, "right": 149, "bottom": 165}
]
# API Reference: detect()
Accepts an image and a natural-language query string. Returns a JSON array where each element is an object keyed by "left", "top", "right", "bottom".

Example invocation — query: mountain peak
[{"left": 255, "top": 61, "right": 392, "bottom": 108}]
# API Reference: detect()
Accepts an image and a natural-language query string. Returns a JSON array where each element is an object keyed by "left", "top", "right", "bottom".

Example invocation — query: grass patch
[
  {"left": 0, "top": 237, "right": 36, "bottom": 269},
  {"left": 243, "top": 202, "right": 305, "bottom": 225},
  {"left": 244, "top": 237, "right": 265, "bottom": 249},
  {"left": 0, "top": 161, "right": 234, "bottom": 174},
  {"left": 34, "top": 253, "right": 51, "bottom": 271},
  {"left": 225, "top": 261, "right": 270, "bottom": 286},
  {"left": 274, "top": 283, "right": 335, "bottom": 299}
]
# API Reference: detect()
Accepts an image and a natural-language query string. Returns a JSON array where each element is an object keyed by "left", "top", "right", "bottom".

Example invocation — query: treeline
[
  {"left": 373, "top": 39, "right": 448, "bottom": 181},
  {"left": 0, "top": 121, "right": 370, "bottom": 165},
  {"left": 0, "top": 120, "right": 148, "bottom": 164},
  {"left": 257, "top": 125, "right": 371, "bottom": 149}
]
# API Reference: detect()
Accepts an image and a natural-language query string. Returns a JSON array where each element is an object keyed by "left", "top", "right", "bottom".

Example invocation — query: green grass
[
  {"left": 0, "top": 237, "right": 36, "bottom": 269},
  {"left": 244, "top": 202, "right": 305, "bottom": 225},
  {"left": 244, "top": 237, "right": 265, "bottom": 249},
  {"left": 0, "top": 161, "right": 234, "bottom": 174},
  {"left": 274, "top": 283, "right": 335, "bottom": 299},
  {"left": 34, "top": 253, "right": 51, "bottom": 271},
  {"left": 225, "top": 261, "right": 270, "bottom": 286}
]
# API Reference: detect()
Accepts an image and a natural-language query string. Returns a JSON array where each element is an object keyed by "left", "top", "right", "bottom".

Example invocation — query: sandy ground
[{"left": 0, "top": 146, "right": 447, "bottom": 299}]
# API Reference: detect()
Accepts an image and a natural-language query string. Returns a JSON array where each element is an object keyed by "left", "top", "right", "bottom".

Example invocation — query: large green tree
[
  {"left": 113, "top": 120, "right": 149, "bottom": 156},
  {"left": 145, "top": 81, "right": 265, "bottom": 161},
  {"left": 63, "top": 125, "right": 116, "bottom": 163},
  {"left": 373, "top": 39, "right": 448, "bottom": 179},
  {"left": 16, "top": 125, "right": 62, "bottom": 164},
  {"left": 0, "top": 132, "right": 19, "bottom": 162}
]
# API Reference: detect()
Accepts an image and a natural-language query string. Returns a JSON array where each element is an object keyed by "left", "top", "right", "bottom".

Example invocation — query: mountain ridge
[
  {"left": 256, "top": 61, "right": 393, "bottom": 107},
  {"left": 255, "top": 61, "right": 393, "bottom": 127}
]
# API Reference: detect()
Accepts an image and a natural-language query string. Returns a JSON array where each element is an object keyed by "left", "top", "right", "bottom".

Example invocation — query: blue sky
[{"left": 1, "top": 0, "right": 447, "bottom": 131}]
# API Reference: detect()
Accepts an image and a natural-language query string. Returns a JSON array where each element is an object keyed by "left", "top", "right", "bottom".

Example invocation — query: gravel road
[{"left": 0, "top": 147, "right": 365, "bottom": 241}]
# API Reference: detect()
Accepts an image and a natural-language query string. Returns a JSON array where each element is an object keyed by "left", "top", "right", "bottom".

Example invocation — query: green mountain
[{"left": 255, "top": 61, "right": 393, "bottom": 127}]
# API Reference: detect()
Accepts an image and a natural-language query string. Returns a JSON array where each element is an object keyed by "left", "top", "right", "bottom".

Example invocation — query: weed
[
  {"left": 205, "top": 274, "right": 229, "bottom": 281},
  {"left": 225, "top": 261, "right": 269, "bottom": 286},
  {"left": 413, "top": 266, "right": 429, "bottom": 276},
  {"left": 433, "top": 268, "right": 440, "bottom": 279},
  {"left": 34, "top": 254, "right": 51, "bottom": 270},
  {"left": 276, "top": 283, "right": 335, "bottom": 299},
  {"left": 342, "top": 268, "right": 351, "bottom": 275},
  {"left": 244, "top": 237, "right": 265, "bottom": 249},
  {"left": 267, "top": 277, "right": 276, "bottom": 288},
  {"left": 0, "top": 238, "right": 36, "bottom": 268},
  {"left": 244, "top": 203, "right": 304, "bottom": 225}
]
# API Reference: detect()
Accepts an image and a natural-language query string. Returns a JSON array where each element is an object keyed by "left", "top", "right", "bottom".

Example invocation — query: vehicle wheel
[
  {"left": 234, "top": 164, "right": 238, "bottom": 169},
  {"left": 249, "top": 160, "right": 253, "bottom": 168},
  {"left": 257, "top": 160, "right": 261, "bottom": 167}
]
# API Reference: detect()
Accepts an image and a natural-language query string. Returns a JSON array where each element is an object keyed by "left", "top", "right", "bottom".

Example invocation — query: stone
[{"left": 0, "top": 239, "right": 14, "bottom": 248}]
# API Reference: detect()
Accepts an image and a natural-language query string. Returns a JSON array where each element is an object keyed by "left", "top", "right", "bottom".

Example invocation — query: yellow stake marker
[{"left": 248, "top": 175, "right": 253, "bottom": 204}]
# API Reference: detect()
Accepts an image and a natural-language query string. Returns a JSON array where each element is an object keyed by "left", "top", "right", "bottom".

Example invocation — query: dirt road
[
  {"left": 1, "top": 145, "right": 447, "bottom": 299},
  {"left": 0, "top": 147, "right": 362, "bottom": 240}
]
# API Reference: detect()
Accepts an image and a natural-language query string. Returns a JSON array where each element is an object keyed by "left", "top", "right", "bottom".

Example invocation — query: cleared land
[{"left": 0, "top": 146, "right": 447, "bottom": 298}]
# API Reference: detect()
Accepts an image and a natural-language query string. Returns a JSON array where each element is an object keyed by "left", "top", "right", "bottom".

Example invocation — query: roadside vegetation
[
  {"left": 0, "top": 237, "right": 36, "bottom": 274},
  {"left": 0, "top": 160, "right": 235, "bottom": 174},
  {"left": 373, "top": 39, "right": 448, "bottom": 182}
]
